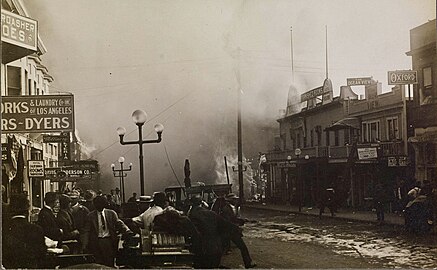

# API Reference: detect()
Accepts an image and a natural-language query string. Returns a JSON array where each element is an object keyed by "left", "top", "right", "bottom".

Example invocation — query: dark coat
[
  {"left": 82, "top": 208, "right": 133, "bottom": 254},
  {"left": 57, "top": 209, "right": 78, "bottom": 240},
  {"left": 37, "top": 206, "right": 63, "bottom": 241},
  {"left": 71, "top": 203, "right": 90, "bottom": 233},
  {"left": 2, "top": 217, "right": 47, "bottom": 269}
]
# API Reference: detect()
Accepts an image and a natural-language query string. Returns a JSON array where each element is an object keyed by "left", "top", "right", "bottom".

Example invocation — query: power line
[
  {"left": 163, "top": 143, "right": 183, "bottom": 188},
  {"left": 93, "top": 88, "right": 196, "bottom": 158}
]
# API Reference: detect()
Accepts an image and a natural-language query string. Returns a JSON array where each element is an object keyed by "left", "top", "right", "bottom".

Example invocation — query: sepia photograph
[{"left": 1, "top": 0, "right": 436, "bottom": 268}]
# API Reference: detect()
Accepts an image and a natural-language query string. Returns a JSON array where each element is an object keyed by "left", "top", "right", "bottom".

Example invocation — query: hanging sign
[
  {"left": 28, "top": 160, "right": 45, "bottom": 177},
  {"left": 1, "top": 95, "right": 74, "bottom": 133},
  {"left": 388, "top": 70, "right": 418, "bottom": 85}
]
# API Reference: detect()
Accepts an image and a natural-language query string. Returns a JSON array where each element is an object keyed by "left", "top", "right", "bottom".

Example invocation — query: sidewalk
[{"left": 243, "top": 201, "right": 405, "bottom": 226}]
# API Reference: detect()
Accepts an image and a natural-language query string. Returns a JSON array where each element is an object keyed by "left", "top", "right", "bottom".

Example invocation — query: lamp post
[
  {"left": 111, "top": 156, "right": 132, "bottom": 203},
  {"left": 295, "top": 148, "right": 302, "bottom": 212},
  {"left": 232, "top": 161, "right": 247, "bottom": 205},
  {"left": 117, "top": 110, "right": 164, "bottom": 196}
]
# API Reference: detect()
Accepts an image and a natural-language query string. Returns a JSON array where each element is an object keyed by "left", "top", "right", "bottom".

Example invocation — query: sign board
[
  {"left": 1, "top": 95, "right": 74, "bottom": 133},
  {"left": 388, "top": 156, "right": 408, "bottom": 167},
  {"left": 2, "top": 143, "right": 9, "bottom": 162},
  {"left": 1, "top": 10, "right": 38, "bottom": 51},
  {"left": 347, "top": 77, "right": 373, "bottom": 86},
  {"left": 64, "top": 160, "right": 99, "bottom": 172},
  {"left": 43, "top": 133, "right": 70, "bottom": 143},
  {"left": 388, "top": 70, "right": 418, "bottom": 85},
  {"left": 45, "top": 167, "right": 92, "bottom": 181},
  {"left": 357, "top": 147, "right": 378, "bottom": 160},
  {"left": 60, "top": 141, "right": 71, "bottom": 161},
  {"left": 301, "top": 86, "right": 324, "bottom": 102},
  {"left": 278, "top": 162, "right": 296, "bottom": 168},
  {"left": 28, "top": 160, "right": 45, "bottom": 177}
]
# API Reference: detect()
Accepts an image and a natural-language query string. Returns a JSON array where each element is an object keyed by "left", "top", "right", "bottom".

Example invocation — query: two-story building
[
  {"left": 264, "top": 76, "right": 412, "bottom": 209},
  {"left": 406, "top": 19, "right": 437, "bottom": 186}
]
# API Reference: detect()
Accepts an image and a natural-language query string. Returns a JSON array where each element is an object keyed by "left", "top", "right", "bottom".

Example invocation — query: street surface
[{"left": 221, "top": 208, "right": 437, "bottom": 268}]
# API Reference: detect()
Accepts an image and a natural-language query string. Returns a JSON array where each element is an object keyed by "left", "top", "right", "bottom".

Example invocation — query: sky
[{"left": 23, "top": 0, "right": 435, "bottom": 196}]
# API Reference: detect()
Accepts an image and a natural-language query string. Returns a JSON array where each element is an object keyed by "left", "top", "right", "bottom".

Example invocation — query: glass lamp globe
[
  {"left": 111, "top": 164, "right": 115, "bottom": 168},
  {"left": 132, "top": 109, "right": 148, "bottom": 124},
  {"left": 154, "top": 123, "right": 164, "bottom": 133},
  {"left": 118, "top": 157, "right": 125, "bottom": 163},
  {"left": 116, "top": 127, "right": 126, "bottom": 135}
]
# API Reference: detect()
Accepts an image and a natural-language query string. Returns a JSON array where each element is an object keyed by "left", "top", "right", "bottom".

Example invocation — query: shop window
[
  {"left": 325, "top": 131, "right": 330, "bottom": 146},
  {"left": 7, "top": 66, "right": 21, "bottom": 96},
  {"left": 334, "top": 130, "right": 339, "bottom": 146},
  {"left": 344, "top": 129, "right": 350, "bottom": 145},
  {"left": 386, "top": 117, "right": 399, "bottom": 141}
]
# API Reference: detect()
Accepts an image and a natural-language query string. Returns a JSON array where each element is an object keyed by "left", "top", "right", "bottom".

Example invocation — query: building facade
[
  {"left": 264, "top": 77, "right": 413, "bottom": 210},
  {"left": 406, "top": 19, "right": 437, "bottom": 186}
]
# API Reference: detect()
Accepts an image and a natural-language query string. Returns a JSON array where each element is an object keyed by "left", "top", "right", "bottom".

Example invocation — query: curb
[{"left": 242, "top": 203, "right": 405, "bottom": 228}]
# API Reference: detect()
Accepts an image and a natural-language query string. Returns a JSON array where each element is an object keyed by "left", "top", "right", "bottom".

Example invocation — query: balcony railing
[{"left": 265, "top": 141, "right": 405, "bottom": 162}]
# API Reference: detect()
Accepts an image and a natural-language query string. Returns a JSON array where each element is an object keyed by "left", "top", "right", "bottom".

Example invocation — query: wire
[
  {"left": 93, "top": 89, "right": 195, "bottom": 157},
  {"left": 163, "top": 143, "right": 183, "bottom": 188}
]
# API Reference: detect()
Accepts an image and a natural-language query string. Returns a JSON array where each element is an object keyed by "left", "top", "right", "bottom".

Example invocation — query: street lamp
[
  {"left": 295, "top": 148, "right": 302, "bottom": 212},
  {"left": 111, "top": 156, "right": 132, "bottom": 203},
  {"left": 117, "top": 109, "right": 164, "bottom": 196}
]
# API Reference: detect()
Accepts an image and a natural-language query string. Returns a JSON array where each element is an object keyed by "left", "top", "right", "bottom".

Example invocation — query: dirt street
[{"left": 220, "top": 235, "right": 383, "bottom": 269}]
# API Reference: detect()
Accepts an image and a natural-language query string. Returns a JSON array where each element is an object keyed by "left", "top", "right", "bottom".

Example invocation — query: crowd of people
[{"left": 2, "top": 187, "right": 255, "bottom": 269}]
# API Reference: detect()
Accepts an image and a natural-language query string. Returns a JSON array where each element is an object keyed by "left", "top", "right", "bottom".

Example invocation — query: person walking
[
  {"left": 70, "top": 191, "right": 90, "bottom": 252},
  {"left": 2, "top": 193, "right": 47, "bottom": 269},
  {"left": 319, "top": 187, "right": 336, "bottom": 218},
  {"left": 189, "top": 196, "right": 241, "bottom": 269},
  {"left": 212, "top": 194, "right": 256, "bottom": 268},
  {"left": 82, "top": 195, "right": 134, "bottom": 267},
  {"left": 373, "top": 183, "right": 386, "bottom": 225}
]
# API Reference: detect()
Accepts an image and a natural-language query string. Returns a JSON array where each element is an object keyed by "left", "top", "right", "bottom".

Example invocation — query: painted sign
[
  {"left": 1, "top": 95, "right": 74, "bottom": 133},
  {"left": 388, "top": 156, "right": 408, "bottom": 167},
  {"left": 1, "top": 9, "right": 38, "bottom": 50},
  {"left": 45, "top": 167, "right": 92, "bottom": 181},
  {"left": 357, "top": 147, "right": 378, "bottom": 160},
  {"left": 64, "top": 160, "right": 99, "bottom": 172},
  {"left": 28, "top": 160, "right": 45, "bottom": 177},
  {"left": 301, "top": 86, "right": 324, "bottom": 102},
  {"left": 388, "top": 70, "right": 418, "bottom": 85},
  {"left": 347, "top": 77, "right": 373, "bottom": 86},
  {"left": 43, "top": 133, "right": 70, "bottom": 143},
  {"left": 1, "top": 143, "right": 9, "bottom": 162},
  {"left": 60, "top": 141, "right": 71, "bottom": 161}
]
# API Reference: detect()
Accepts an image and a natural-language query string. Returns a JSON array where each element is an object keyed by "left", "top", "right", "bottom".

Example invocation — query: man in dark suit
[
  {"left": 188, "top": 196, "right": 240, "bottom": 269},
  {"left": 38, "top": 192, "right": 63, "bottom": 241},
  {"left": 82, "top": 195, "right": 134, "bottom": 267},
  {"left": 2, "top": 193, "right": 47, "bottom": 269}
]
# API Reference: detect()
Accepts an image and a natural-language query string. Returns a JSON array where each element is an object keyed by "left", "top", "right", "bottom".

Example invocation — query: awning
[{"left": 325, "top": 117, "right": 360, "bottom": 131}]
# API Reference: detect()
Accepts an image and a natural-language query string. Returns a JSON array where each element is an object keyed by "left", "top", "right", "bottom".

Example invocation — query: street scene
[{"left": 1, "top": 0, "right": 437, "bottom": 269}]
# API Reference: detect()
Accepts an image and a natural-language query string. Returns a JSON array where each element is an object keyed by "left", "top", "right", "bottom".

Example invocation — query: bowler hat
[{"left": 225, "top": 193, "right": 239, "bottom": 200}]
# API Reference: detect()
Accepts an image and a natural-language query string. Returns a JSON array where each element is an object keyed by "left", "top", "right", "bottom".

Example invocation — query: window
[
  {"left": 325, "top": 131, "right": 330, "bottom": 146},
  {"left": 423, "top": 67, "right": 432, "bottom": 88},
  {"left": 344, "top": 129, "right": 350, "bottom": 145},
  {"left": 297, "top": 133, "right": 301, "bottom": 148},
  {"left": 387, "top": 117, "right": 399, "bottom": 141},
  {"left": 334, "top": 130, "right": 339, "bottom": 146},
  {"left": 310, "top": 130, "right": 314, "bottom": 147},
  {"left": 362, "top": 121, "right": 380, "bottom": 142},
  {"left": 7, "top": 66, "right": 21, "bottom": 96},
  {"left": 317, "top": 130, "right": 322, "bottom": 146}
]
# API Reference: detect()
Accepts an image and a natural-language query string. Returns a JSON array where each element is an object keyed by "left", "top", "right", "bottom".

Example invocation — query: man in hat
[
  {"left": 3, "top": 193, "right": 47, "bottom": 269},
  {"left": 132, "top": 191, "right": 169, "bottom": 231},
  {"left": 38, "top": 192, "right": 63, "bottom": 241},
  {"left": 82, "top": 195, "right": 134, "bottom": 267}
]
